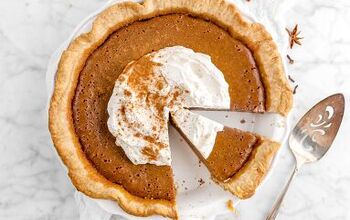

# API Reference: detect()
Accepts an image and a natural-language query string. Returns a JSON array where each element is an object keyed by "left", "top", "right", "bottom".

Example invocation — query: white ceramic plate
[{"left": 46, "top": 0, "right": 289, "bottom": 219}]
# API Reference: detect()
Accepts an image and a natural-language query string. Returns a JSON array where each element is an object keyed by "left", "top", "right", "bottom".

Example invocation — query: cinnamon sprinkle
[
  {"left": 124, "top": 90, "right": 131, "bottom": 96},
  {"left": 141, "top": 146, "right": 159, "bottom": 161},
  {"left": 143, "top": 135, "right": 166, "bottom": 149},
  {"left": 120, "top": 105, "right": 126, "bottom": 116},
  {"left": 120, "top": 54, "right": 190, "bottom": 161},
  {"left": 135, "top": 132, "right": 141, "bottom": 138}
]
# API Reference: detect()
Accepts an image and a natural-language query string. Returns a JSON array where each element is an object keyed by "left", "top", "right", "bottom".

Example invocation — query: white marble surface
[{"left": 0, "top": 0, "right": 350, "bottom": 220}]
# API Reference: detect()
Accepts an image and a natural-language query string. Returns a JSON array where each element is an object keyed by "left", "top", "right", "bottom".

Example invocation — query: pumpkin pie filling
[
  {"left": 72, "top": 14, "right": 265, "bottom": 201},
  {"left": 206, "top": 127, "right": 258, "bottom": 182}
]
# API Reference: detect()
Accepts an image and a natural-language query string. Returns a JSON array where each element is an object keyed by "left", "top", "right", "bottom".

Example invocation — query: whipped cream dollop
[
  {"left": 107, "top": 46, "right": 230, "bottom": 166},
  {"left": 152, "top": 46, "right": 230, "bottom": 109},
  {"left": 171, "top": 109, "right": 224, "bottom": 159}
]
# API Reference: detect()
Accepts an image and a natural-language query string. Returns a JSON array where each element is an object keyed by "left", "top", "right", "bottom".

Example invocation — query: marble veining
[{"left": 0, "top": 0, "right": 350, "bottom": 219}]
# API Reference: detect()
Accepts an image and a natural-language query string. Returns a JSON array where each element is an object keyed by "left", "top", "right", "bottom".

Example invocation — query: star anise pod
[{"left": 286, "top": 25, "right": 303, "bottom": 49}]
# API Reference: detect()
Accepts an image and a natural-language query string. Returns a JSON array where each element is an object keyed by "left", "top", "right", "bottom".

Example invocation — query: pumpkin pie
[{"left": 48, "top": 0, "right": 293, "bottom": 218}]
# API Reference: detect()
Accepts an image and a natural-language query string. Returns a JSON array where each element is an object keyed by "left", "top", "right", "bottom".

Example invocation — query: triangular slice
[{"left": 171, "top": 109, "right": 280, "bottom": 199}]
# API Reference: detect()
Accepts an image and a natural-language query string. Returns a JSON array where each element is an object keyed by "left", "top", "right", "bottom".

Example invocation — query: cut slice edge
[
  {"left": 171, "top": 109, "right": 280, "bottom": 199},
  {"left": 217, "top": 138, "right": 280, "bottom": 199}
]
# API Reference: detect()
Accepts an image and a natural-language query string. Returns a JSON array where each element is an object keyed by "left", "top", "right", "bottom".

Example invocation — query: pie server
[{"left": 266, "top": 93, "right": 345, "bottom": 220}]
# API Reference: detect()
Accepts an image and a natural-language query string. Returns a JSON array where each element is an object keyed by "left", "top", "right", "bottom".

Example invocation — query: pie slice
[
  {"left": 48, "top": 0, "right": 293, "bottom": 218},
  {"left": 171, "top": 109, "right": 280, "bottom": 199}
]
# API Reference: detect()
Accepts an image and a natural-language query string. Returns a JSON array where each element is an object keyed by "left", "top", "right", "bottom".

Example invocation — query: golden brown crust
[
  {"left": 217, "top": 138, "right": 280, "bottom": 199},
  {"left": 49, "top": 0, "right": 291, "bottom": 217}
]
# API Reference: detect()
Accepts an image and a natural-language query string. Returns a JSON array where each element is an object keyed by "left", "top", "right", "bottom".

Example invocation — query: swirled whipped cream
[
  {"left": 171, "top": 109, "right": 224, "bottom": 159},
  {"left": 152, "top": 46, "right": 230, "bottom": 109},
  {"left": 107, "top": 46, "right": 230, "bottom": 166}
]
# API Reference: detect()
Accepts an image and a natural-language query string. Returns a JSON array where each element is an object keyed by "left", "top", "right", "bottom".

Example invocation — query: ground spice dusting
[
  {"left": 143, "top": 135, "right": 166, "bottom": 149},
  {"left": 156, "top": 81, "right": 164, "bottom": 90},
  {"left": 124, "top": 90, "right": 131, "bottom": 96},
  {"left": 127, "top": 57, "right": 155, "bottom": 91},
  {"left": 135, "top": 132, "right": 141, "bottom": 138},
  {"left": 120, "top": 105, "right": 126, "bottom": 116},
  {"left": 118, "top": 105, "right": 128, "bottom": 128},
  {"left": 169, "top": 90, "right": 182, "bottom": 108},
  {"left": 118, "top": 54, "right": 188, "bottom": 160},
  {"left": 141, "top": 146, "right": 159, "bottom": 161}
]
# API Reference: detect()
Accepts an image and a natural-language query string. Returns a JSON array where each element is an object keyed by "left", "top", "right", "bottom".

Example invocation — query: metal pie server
[{"left": 266, "top": 93, "right": 345, "bottom": 220}]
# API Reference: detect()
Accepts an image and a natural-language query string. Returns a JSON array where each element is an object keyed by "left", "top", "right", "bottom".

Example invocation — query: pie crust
[
  {"left": 217, "top": 138, "right": 280, "bottom": 199},
  {"left": 49, "top": 0, "right": 292, "bottom": 218}
]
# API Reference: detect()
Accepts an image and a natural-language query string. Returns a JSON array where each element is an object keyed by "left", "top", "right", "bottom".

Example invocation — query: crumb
[
  {"left": 225, "top": 115, "right": 229, "bottom": 118},
  {"left": 184, "top": 187, "right": 188, "bottom": 190},
  {"left": 293, "top": 85, "right": 299, "bottom": 94},
  {"left": 288, "top": 75, "right": 295, "bottom": 83},
  {"left": 182, "top": 180, "right": 185, "bottom": 183},
  {"left": 198, "top": 160, "right": 202, "bottom": 167},
  {"left": 179, "top": 138, "right": 183, "bottom": 142},
  {"left": 286, "top": 54, "right": 294, "bottom": 64},
  {"left": 240, "top": 119, "right": 246, "bottom": 124},
  {"left": 226, "top": 200, "right": 235, "bottom": 212},
  {"left": 198, "top": 178, "right": 205, "bottom": 186}
]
